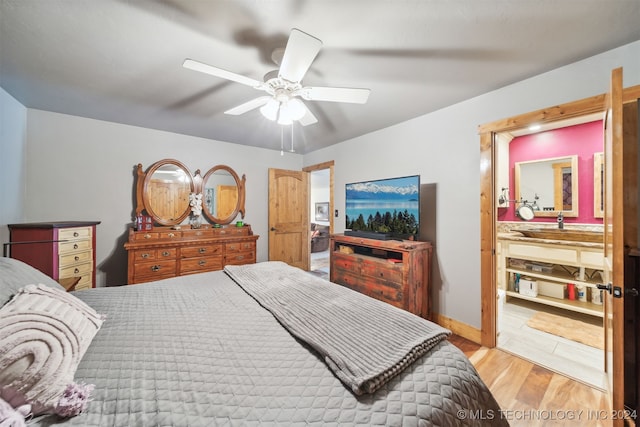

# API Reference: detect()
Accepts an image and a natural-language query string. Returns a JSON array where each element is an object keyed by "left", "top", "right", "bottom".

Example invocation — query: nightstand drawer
[
  {"left": 58, "top": 226, "right": 92, "bottom": 241},
  {"left": 59, "top": 250, "right": 92, "bottom": 267},
  {"left": 59, "top": 261, "right": 93, "bottom": 278},
  {"left": 59, "top": 239, "right": 91, "bottom": 253}
]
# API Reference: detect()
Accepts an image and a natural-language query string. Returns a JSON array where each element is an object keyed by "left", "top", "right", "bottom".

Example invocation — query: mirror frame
[
  {"left": 593, "top": 152, "right": 604, "bottom": 218},
  {"left": 514, "top": 155, "right": 579, "bottom": 218},
  {"left": 135, "top": 159, "right": 195, "bottom": 226},
  {"left": 201, "top": 164, "right": 246, "bottom": 224}
]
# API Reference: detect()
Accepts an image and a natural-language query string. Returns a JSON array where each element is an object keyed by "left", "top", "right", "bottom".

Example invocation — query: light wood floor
[
  {"left": 449, "top": 334, "right": 612, "bottom": 427},
  {"left": 498, "top": 298, "right": 606, "bottom": 390}
]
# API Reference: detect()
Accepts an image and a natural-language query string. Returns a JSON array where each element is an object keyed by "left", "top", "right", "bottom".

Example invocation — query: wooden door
[
  {"left": 268, "top": 168, "right": 310, "bottom": 270},
  {"left": 217, "top": 185, "right": 238, "bottom": 219},
  {"left": 602, "top": 67, "right": 626, "bottom": 425}
]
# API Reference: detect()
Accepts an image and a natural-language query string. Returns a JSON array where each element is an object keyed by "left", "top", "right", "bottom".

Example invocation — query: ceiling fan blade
[
  {"left": 299, "top": 86, "right": 371, "bottom": 104},
  {"left": 298, "top": 103, "right": 318, "bottom": 126},
  {"left": 224, "top": 96, "right": 271, "bottom": 115},
  {"left": 183, "top": 58, "right": 262, "bottom": 88},
  {"left": 278, "top": 28, "right": 322, "bottom": 83}
]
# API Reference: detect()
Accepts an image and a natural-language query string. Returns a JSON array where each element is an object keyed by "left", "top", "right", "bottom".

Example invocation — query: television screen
[{"left": 345, "top": 175, "right": 420, "bottom": 238}]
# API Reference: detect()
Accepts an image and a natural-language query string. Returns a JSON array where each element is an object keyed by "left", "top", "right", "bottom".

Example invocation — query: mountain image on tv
[{"left": 345, "top": 175, "right": 419, "bottom": 236}]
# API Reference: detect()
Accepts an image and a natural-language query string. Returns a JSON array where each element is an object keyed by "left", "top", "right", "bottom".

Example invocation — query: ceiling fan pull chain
[
  {"left": 290, "top": 124, "right": 295, "bottom": 153},
  {"left": 280, "top": 126, "right": 284, "bottom": 156}
]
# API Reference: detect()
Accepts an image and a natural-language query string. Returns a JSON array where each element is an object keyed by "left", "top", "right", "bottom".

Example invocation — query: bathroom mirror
[
  {"left": 202, "top": 165, "right": 246, "bottom": 225},
  {"left": 139, "top": 159, "right": 194, "bottom": 226},
  {"left": 514, "top": 155, "right": 578, "bottom": 218},
  {"left": 593, "top": 152, "right": 604, "bottom": 218}
]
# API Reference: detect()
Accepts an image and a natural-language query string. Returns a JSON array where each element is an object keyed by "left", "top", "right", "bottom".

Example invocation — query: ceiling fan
[{"left": 183, "top": 28, "right": 371, "bottom": 126}]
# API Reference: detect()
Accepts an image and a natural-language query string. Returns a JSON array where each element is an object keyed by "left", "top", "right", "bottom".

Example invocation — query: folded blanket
[{"left": 224, "top": 261, "right": 450, "bottom": 395}]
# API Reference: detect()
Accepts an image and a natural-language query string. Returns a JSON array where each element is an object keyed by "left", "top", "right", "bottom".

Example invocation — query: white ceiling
[{"left": 1, "top": 0, "right": 639, "bottom": 154}]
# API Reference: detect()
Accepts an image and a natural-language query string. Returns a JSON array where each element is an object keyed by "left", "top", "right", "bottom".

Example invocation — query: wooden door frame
[
  {"left": 478, "top": 85, "right": 640, "bottom": 348},
  {"left": 303, "top": 161, "right": 335, "bottom": 236}
]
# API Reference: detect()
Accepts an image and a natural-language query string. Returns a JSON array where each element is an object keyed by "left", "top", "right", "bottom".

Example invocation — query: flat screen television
[{"left": 345, "top": 174, "right": 420, "bottom": 240}]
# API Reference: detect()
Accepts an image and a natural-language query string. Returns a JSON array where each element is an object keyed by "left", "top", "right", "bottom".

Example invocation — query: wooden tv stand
[{"left": 329, "top": 234, "right": 432, "bottom": 319}]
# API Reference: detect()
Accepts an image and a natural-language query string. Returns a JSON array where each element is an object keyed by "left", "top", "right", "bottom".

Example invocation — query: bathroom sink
[{"left": 518, "top": 228, "right": 603, "bottom": 243}]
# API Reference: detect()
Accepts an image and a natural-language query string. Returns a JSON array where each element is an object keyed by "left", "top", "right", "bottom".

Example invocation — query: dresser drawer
[
  {"left": 59, "top": 250, "right": 92, "bottom": 267},
  {"left": 181, "top": 244, "right": 222, "bottom": 258},
  {"left": 131, "top": 248, "right": 177, "bottom": 261},
  {"left": 133, "top": 259, "right": 177, "bottom": 281},
  {"left": 58, "top": 226, "right": 92, "bottom": 241},
  {"left": 58, "top": 239, "right": 92, "bottom": 254},
  {"left": 73, "top": 276, "right": 92, "bottom": 291},
  {"left": 360, "top": 262, "right": 403, "bottom": 283},
  {"left": 224, "top": 250, "right": 255, "bottom": 265},
  {"left": 225, "top": 241, "right": 255, "bottom": 253},
  {"left": 59, "top": 261, "right": 93, "bottom": 278},
  {"left": 180, "top": 256, "right": 223, "bottom": 274},
  {"left": 213, "top": 227, "right": 250, "bottom": 237},
  {"left": 333, "top": 270, "right": 403, "bottom": 307}
]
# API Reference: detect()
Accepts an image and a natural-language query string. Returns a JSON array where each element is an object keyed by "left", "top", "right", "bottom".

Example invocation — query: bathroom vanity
[{"left": 497, "top": 228, "right": 604, "bottom": 317}]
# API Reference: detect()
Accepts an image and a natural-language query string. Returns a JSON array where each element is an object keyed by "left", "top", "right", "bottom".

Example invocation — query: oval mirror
[
  {"left": 202, "top": 165, "right": 245, "bottom": 224},
  {"left": 142, "top": 159, "right": 194, "bottom": 226}
]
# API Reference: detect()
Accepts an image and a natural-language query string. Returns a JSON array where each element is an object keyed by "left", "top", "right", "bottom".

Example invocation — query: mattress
[{"left": 31, "top": 267, "right": 506, "bottom": 426}]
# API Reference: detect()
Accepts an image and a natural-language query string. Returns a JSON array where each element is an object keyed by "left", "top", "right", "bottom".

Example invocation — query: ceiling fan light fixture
[
  {"left": 260, "top": 98, "right": 279, "bottom": 121},
  {"left": 283, "top": 98, "right": 306, "bottom": 121},
  {"left": 277, "top": 112, "right": 293, "bottom": 125}
]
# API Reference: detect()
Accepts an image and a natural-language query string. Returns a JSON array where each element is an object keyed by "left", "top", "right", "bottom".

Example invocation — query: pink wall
[{"left": 498, "top": 120, "right": 603, "bottom": 224}]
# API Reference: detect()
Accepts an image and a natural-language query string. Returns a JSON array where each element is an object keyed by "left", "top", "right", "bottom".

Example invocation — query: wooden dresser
[
  {"left": 330, "top": 234, "right": 432, "bottom": 319},
  {"left": 8, "top": 221, "right": 100, "bottom": 290},
  {"left": 124, "top": 224, "right": 258, "bottom": 284}
]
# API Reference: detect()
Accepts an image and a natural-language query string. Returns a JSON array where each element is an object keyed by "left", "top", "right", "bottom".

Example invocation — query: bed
[{"left": 0, "top": 257, "right": 507, "bottom": 426}]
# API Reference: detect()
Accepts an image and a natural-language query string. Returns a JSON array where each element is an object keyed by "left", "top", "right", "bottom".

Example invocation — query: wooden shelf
[
  {"left": 505, "top": 267, "right": 601, "bottom": 288},
  {"left": 505, "top": 290, "right": 603, "bottom": 317}
]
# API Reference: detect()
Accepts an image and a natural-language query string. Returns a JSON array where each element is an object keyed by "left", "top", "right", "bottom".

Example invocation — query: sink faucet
[{"left": 557, "top": 212, "right": 564, "bottom": 229}]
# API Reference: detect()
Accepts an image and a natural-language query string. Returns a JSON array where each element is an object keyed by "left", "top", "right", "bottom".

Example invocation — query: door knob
[
  {"left": 627, "top": 288, "right": 639, "bottom": 297},
  {"left": 270, "top": 227, "right": 277, "bottom": 231},
  {"left": 596, "top": 283, "right": 612, "bottom": 294}
]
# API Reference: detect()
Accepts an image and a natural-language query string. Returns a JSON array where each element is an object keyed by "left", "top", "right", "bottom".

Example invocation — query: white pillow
[{"left": 0, "top": 284, "right": 104, "bottom": 416}]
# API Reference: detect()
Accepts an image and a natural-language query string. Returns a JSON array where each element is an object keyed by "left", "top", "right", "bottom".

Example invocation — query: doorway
[
  {"left": 495, "top": 116, "right": 606, "bottom": 389},
  {"left": 304, "top": 162, "right": 334, "bottom": 279},
  {"left": 478, "top": 96, "right": 610, "bottom": 389}
]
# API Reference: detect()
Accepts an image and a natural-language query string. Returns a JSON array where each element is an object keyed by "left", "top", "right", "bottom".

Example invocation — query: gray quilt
[
  {"left": 31, "top": 266, "right": 507, "bottom": 426},
  {"left": 224, "top": 262, "right": 451, "bottom": 395}
]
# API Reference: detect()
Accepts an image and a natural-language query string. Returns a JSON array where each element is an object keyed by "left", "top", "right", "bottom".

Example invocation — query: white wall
[
  {"left": 23, "top": 110, "right": 302, "bottom": 285},
  {"left": 310, "top": 170, "right": 330, "bottom": 225},
  {"left": 0, "top": 88, "right": 27, "bottom": 247},
  {"left": 304, "top": 40, "right": 640, "bottom": 329}
]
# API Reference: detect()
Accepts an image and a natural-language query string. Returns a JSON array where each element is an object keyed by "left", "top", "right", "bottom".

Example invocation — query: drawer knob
[
  {"left": 151, "top": 265, "right": 161, "bottom": 272},
  {"left": 236, "top": 255, "right": 245, "bottom": 260},
  {"left": 198, "top": 260, "right": 206, "bottom": 266},
  {"left": 168, "top": 232, "right": 175, "bottom": 238},
  {"left": 73, "top": 243, "right": 79, "bottom": 250},
  {"left": 144, "top": 233, "right": 151, "bottom": 239},
  {"left": 199, "top": 248, "right": 207, "bottom": 254},
  {"left": 74, "top": 268, "right": 80, "bottom": 274},
  {"left": 74, "top": 256, "right": 80, "bottom": 261},
  {"left": 162, "top": 251, "right": 170, "bottom": 257},
  {"left": 73, "top": 232, "right": 79, "bottom": 237},
  {"left": 141, "top": 253, "right": 150, "bottom": 259}
]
